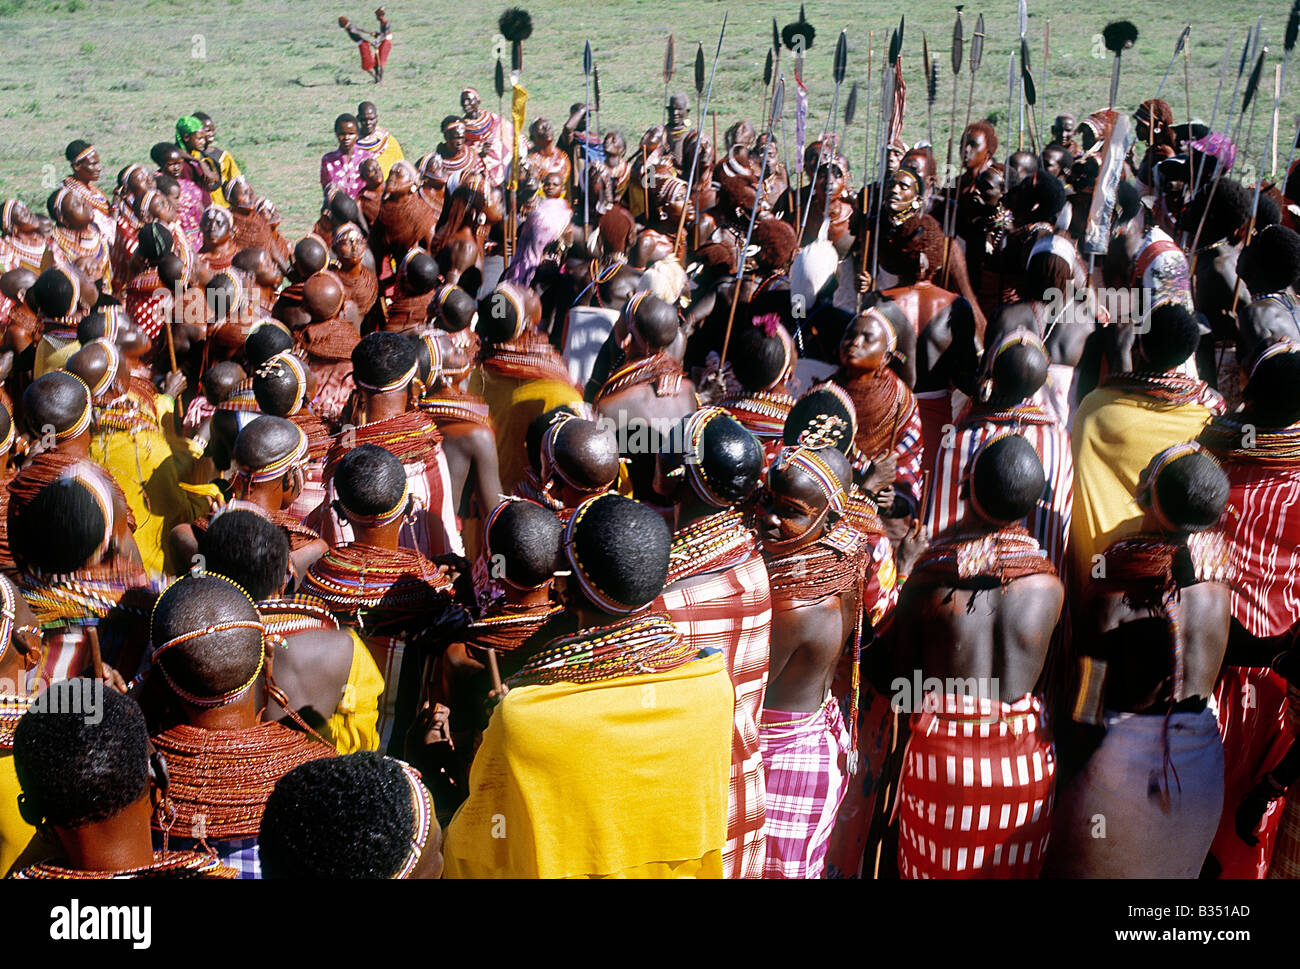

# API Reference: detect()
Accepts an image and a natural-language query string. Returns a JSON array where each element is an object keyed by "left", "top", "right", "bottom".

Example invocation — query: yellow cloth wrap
[
  {"left": 192, "top": 149, "right": 241, "bottom": 208},
  {"left": 34, "top": 335, "right": 80, "bottom": 378},
  {"left": 90, "top": 390, "right": 199, "bottom": 577},
  {"left": 322, "top": 629, "right": 384, "bottom": 755},
  {"left": 474, "top": 367, "right": 583, "bottom": 497},
  {"left": 1069, "top": 388, "right": 1214, "bottom": 585},
  {"left": 358, "top": 132, "right": 405, "bottom": 177},
  {"left": 443, "top": 652, "right": 733, "bottom": 879},
  {"left": 0, "top": 753, "right": 33, "bottom": 876},
  {"left": 510, "top": 82, "right": 529, "bottom": 191}
]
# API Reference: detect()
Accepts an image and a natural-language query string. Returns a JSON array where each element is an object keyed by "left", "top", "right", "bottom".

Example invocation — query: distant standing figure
[{"left": 338, "top": 9, "right": 391, "bottom": 84}]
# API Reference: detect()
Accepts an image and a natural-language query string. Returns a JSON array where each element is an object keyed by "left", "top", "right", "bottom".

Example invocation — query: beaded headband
[
  {"left": 621, "top": 291, "right": 652, "bottom": 339},
  {"left": 1029, "top": 232, "right": 1079, "bottom": 271},
  {"left": 224, "top": 175, "right": 250, "bottom": 199},
  {"left": 772, "top": 446, "right": 848, "bottom": 515},
  {"left": 84, "top": 339, "right": 122, "bottom": 401},
  {"left": 420, "top": 332, "right": 443, "bottom": 383},
  {"left": 149, "top": 572, "right": 267, "bottom": 709},
  {"left": 493, "top": 284, "right": 528, "bottom": 341},
  {"left": 51, "top": 187, "right": 71, "bottom": 223},
  {"left": 563, "top": 494, "right": 647, "bottom": 616},
  {"left": 1136, "top": 441, "right": 1215, "bottom": 524},
  {"left": 441, "top": 119, "right": 467, "bottom": 137},
  {"left": 73, "top": 144, "right": 96, "bottom": 164},
  {"left": 0, "top": 409, "right": 14, "bottom": 458},
  {"left": 399, "top": 247, "right": 423, "bottom": 274},
  {"left": 890, "top": 167, "right": 922, "bottom": 193},
  {"left": 354, "top": 360, "right": 417, "bottom": 395},
  {"left": 964, "top": 430, "right": 1029, "bottom": 525},
  {"left": 338, "top": 478, "right": 410, "bottom": 528},
  {"left": 483, "top": 497, "right": 550, "bottom": 591},
  {"left": 235, "top": 424, "right": 308, "bottom": 485},
  {"left": 991, "top": 328, "right": 1047, "bottom": 366},
  {"left": 201, "top": 205, "right": 232, "bottom": 232},
  {"left": 460, "top": 87, "right": 480, "bottom": 100},
  {"left": 333, "top": 222, "right": 365, "bottom": 247},
  {"left": 1249, "top": 339, "right": 1300, "bottom": 382},
  {"left": 55, "top": 372, "right": 94, "bottom": 441},
  {"left": 45, "top": 267, "right": 81, "bottom": 322},
  {"left": 119, "top": 162, "right": 145, "bottom": 187},
  {"left": 860, "top": 308, "right": 898, "bottom": 357},
  {"left": 249, "top": 318, "right": 292, "bottom": 343},
  {"left": 135, "top": 189, "right": 161, "bottom": 221},
  {"left": 97, "top": 305, "right": 125, "bottom": 344},
  {"left": 541, "top": 413, "right": 607, "bottom": 497},
  {"left": 58, "top": 464, "right": 114, "bottom": 565},
  {"left": 393, "top": 759, "right": 435, "bottom": 879},
  {"left": 255, "top": 351, "right": 308, "bottom": 416},
  {"left": 682, "top": 406, "right": 730, "bottom": 508}
]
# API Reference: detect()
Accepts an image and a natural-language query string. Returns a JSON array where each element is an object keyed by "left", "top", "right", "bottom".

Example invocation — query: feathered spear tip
[
  {"left": 1102, "top": 21, "right": 1139, "bottom": 55},
  {"left": 593, "top": 65, "right": 601, "bottom": 110},
  {"left": 498, "top": 7, "right": 533, "bottom": 42},
  {"left": 1243, "top": 47, "right": 1268, "bottom": 113},
  {"left": 694, "top": 42, "right": 705, "bottom": 94},
  {"left": 781, "top": 4, "right": 816, "bottom": 52},
  {"left": 663, "top": 34, "right": 675, "bottom": 85},
  {"left": 1287, "top": 0, "right": 1300, "bottom": 54},
  {"left": 923, "top": 32, "right": 933, "bottom": 80},
  {"left": 764, "top": 47, "right": 774, "bottom": 86},
  {"left": 929, "top": 62, "right": 940, "bottom": 106},
  {"left": 844, "top": 80, "right": 859, "bottom": 127},
  {"left": 1020, "top": 37, "right": 1031, "bottom": 72},
  {"left": 1174, "top": 25, "right": 1190, "bottom": 57}
]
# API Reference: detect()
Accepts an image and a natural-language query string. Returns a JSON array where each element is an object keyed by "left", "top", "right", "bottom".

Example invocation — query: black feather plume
[
  {"left": 1021, "top": 37, "right": 1031, "bottom": 73},
  {"left": 593, "top": 66, "right": 601, "bottom": 111},
  {"left": 952, "top": 11, "right": 964, "bottom": 76},
  {"left": 891, "top": 15, "right": 905, "bottom": 65},
  {"left": 1243, "top": 47, "right": 1268, "bottom": 113},
  {"left": 663, "top": 34, "right": 675, "bottom": 85},
  {"left": 764, "top": 47, "right": 774, "bottom": 86},
  {"left": 494, "top": 57, "right": 505, "bottom": 99},
  {"left": 1023, "top": 66, "right": 1036, "bottom": 106},
  {"left": 773, "top": 18, "right": 780, "bottom": 57},
  {"left": 1287, "top": 0, "right": 1300, "bottom": 54},
  {"left": 1102, "top": 21, "right": 1139, "bottom": 55},
  {"left": 971, "top": 14, "right": 985, "bottom": 73},
  {"left": 834, "top": 29, "right": 848, "bottom": 85},
  {"left": 781, "top": 6, "right": 816, "bottom": 52},
  {"left": 498, "top": 7, "right": 533, "bottom": 42},
  {"left": 1174, "top": 25, "right": 1190, "bottom": 58},
  {"left": 844, "top": 80, "right": 859, "bottom": 127},
  {"left": 694, "top": 42, "right": 705, "bottom": 95}
]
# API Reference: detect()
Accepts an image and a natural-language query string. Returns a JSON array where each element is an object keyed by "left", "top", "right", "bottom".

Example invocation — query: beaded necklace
[
  {"left": 481, "top": 339, "right": 574, "bottom": 386},
  {"left": 302, "top": 543, "right": 455, "bottom": 634},
  {"left": 12, "top": 850, "right": 234, "bottom": 880},
  {"left": 257, "top": 594, "right": 340, "bottom": 637},
  {"left": 150, "top": 721, "right": 334, "bottom": 841},
  {"left": 765, "top": 523, "right": 868, "bottom": 761},
  {"left": 507, "top": 612, "right": 697, "bottom": 688},
  {"left": 0, "top": 693, "right": 31, "bottom": 750},
  {"left": 596, "top": 352, "right": 685, "bottom": 401},
  {"left": 0, "top": 234, "right": 46, "bottom": 273},
  {"left": 1101, "top": 371, "right": 1214, "bottom": 407},
  {"left": 665, "top": 510, "right": 754, "bottom": 585},
  {"left": 909, "top": 523, "right": 1057, "bottom": 586},
  {"left": 721, "top": 390, "right": 795, "bottom": 438},
  {"left": 465, "top": 599, "right": 563, "bottom": 653},
  {"left": 419, "top": 387, "right": 494, "bottom": 430},
  {"left": 1200, "top": 415, "right": 1300, "bottom": 465},
  {"left": 62, "top": 175, "right": 110, "bottom": 216},
  {"left": 325, "top": 411, "right": 443, "bottom": 470}
]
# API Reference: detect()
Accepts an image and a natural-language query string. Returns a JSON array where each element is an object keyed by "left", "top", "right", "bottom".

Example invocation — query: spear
[
  {"left": 1042, "top": 17, "right": 1051, "bottom": 125},
  {"left": 965, "top": 13, "right": 985, "bottom": 131},
  {"left": 494, "top": 54, "right": 506, "bottom": 120},
  {"left": 663, "top": 34, "right": 674, "bottom": 125},
  {"left": 694, "top": 41, "right": 705, "bottom": 136},
  {"left": 770, "top": 17, "right": 781, "bottom": 121},
  {"left": 1183, "top": 28, "right": 1193, "bottom": 144},
  {"left": 1019, "top": 36, "right": 1033, "bottom": 151},
  {"left": 871, "top": 20, "right": 904, "bottom": 286},
  {"left": 593, "top": 63, "right": 602, "bottom": 147},
  {"left": 1191, "top": 32, "right": 1237, "bottom": 200},
  {"left": 798, "top": 29, "right": 849, "bottom": 237},
  {"left": 1244, "top": 18, "right": 1268, "bottom": 160},
  {"left": 923, "top": 32, "right": 936, "bottom": 146},
  {"left": 762, "top": 47, "right": 775, "bottom": 126},
  {"left": 721, "top": 77, "right": 785, "bottom": 369},
  {"left": 1189, "top": 45, "right": 1268, "bottom": 259},
  {"left": 583, "top": 39, "right": 593, "bottom": 230},
  {"left": 1023, "top": 53, "right": 1039, "bottom": 154},
  {"left": 1223, "top": 22, "right": 1257, "bottom": 140},
  {"left": 858, "top": 29, "right": 873, "bottom": 302},
  {"left": 1018, "top": 0, "right": 1028, "bottom": 151},
  {"left": 673, "top": 11, "right": 728, "bottom": 260},
  {"left": 940, "top": 7, "right": 963, "bottom": 290},
  {"left": 1154, "top": 26, "right": 1190, "bottom": 102},
  {"left": 1234, "top": 0, "right": 1300, "bottom": 315}
]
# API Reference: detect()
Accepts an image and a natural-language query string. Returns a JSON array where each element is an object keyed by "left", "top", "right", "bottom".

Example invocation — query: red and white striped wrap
[{"left": 897, "top": 692, "right": 1055, "bottom": 879}]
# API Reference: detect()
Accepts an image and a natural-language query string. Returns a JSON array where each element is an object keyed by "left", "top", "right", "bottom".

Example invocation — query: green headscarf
[{"left": 175, "top": 116, "right": 204, "bottom": 149}]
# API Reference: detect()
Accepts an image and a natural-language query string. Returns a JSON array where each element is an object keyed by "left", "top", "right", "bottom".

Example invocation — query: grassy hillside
[{"left": 1, "top": 0, "right": 1296, "bottom": 238}]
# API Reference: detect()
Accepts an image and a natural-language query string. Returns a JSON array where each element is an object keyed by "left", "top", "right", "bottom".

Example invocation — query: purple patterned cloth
[
  {"left": 759, "top": 695, "right": 851, "bottom": 878},
  {"left": 1189, "top": 132, "right": 1236, "bottom": 172},
  {"left": 320, "top": 147, "right": 377, "bottom": 200}
]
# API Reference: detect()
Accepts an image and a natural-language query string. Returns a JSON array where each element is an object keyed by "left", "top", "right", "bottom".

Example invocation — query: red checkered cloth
[
  {"left": 652, "top": 542, "right": 772, "bottom": 880},
  {"left": 759, "top": 695, "right": 852, "bottom": 879},
  {"left": 924, "top": 407, "right": 1073, "bottom": 574},
  {"left": 897, "top": 692, "right": 1055, "bottom": 879},
  {"left": 123, "top": 270, "right": 171, "bottom": 340}
]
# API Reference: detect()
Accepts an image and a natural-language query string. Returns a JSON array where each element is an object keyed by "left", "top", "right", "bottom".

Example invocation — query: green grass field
[{"left": 0, "top": 0, "right": 1296, "bottom": 237}]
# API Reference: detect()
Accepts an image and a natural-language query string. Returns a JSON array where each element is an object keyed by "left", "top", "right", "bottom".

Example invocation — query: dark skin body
[
  {"left": 1238, "top": 295, "right": 1300, "bottom": 362},
  {"left": 986, "top": 292, "right": 1096, "bottom": 368},
  {"left": 427, "top": 345, "right": 503, "bottom": 520},
  {"left": 759, "top": 470, "right": 861, "bottom": 712}
]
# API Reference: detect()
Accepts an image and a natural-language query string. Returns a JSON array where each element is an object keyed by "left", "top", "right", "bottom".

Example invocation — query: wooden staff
[
  {"left": 87, "top": 625, "right": 105, "bottom": 683},
  {"left": 1042, "top": 17, "right": 1051, "bottom": 124}
]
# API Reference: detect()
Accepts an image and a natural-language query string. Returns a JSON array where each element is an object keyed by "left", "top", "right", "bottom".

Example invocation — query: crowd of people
[{"left": 0, "top": 42, "right": 1299, "bottom": 881}]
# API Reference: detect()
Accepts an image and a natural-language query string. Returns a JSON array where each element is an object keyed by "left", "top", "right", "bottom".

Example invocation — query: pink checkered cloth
[
  {"left": 653, "top": 541, "right": 772, "bottom": 880},
  {"left": 759, "top": 696, "right": 852, "bottom": 879}
]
